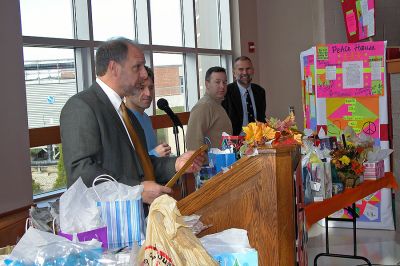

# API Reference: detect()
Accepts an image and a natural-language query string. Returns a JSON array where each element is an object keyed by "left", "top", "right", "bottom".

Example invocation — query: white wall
[
  {"left": 255, "top": 0, "right": 317, "bottom": 128},
  {"left": 0, "top": 0, "right": 32, "bottom": 214}
]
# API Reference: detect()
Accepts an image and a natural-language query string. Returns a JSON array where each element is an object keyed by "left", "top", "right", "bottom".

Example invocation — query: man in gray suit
[{"left": 60, "top": 37, "right": 203, "bottom": 204}]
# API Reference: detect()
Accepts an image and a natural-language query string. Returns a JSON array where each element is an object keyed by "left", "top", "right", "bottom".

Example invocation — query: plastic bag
[
  {"left": 200, "top": 228, "right": 258, "bottom": 266},
  {"left": 309, "top": 162, "right": 332, "bottom": 201},
  {"left": 137, "top": 195, "right": 217, "bottom": 265},
  {"left": 5, "top": 228, "right": 102, "bottom": 266}
]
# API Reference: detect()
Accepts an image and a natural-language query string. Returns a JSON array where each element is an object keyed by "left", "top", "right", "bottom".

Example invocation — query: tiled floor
[{"left": 307, "top": 223, "right": 400, "bottom": 266}]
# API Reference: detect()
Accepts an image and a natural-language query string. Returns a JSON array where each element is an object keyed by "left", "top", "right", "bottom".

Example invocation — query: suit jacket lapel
[
  {"left": 91, "top": 83, "right": 133, "bottom": 148},
  {"left": 251, "top": 85, "right": 265, "bottom": 121},
  {"left": 232, "top": 82, "right": 244, "bottom": 118}
]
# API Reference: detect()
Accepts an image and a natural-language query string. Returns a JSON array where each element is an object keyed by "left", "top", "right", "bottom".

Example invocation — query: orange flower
[
  {"left": 243, "top": 122, "right": 258, "bottom": 145},
  {"left": 243, "top": 118, "right": 301, "bottom": 147},
  {"left": 261, "top": 123, "right": 276, "bottom": 140}
]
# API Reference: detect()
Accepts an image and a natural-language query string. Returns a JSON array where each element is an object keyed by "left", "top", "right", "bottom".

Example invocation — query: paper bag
[{"left": 138, "top": 195, "right": 218, "bottom": 265}]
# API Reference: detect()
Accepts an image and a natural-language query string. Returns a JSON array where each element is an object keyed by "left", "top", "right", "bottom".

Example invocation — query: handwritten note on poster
[
  {"left": 326, "top": 97, "right": 380, "bottom": 141},
  {"left": 316, "top": 41, "right": 385, "bottom": 98}
]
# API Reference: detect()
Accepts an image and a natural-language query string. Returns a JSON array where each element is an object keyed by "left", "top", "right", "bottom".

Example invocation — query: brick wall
[{"left": 154, "top": 66, "right": 182, "bottom": 97}]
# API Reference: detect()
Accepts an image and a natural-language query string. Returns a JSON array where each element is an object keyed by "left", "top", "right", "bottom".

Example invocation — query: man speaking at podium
[
  {"left": 60, "top": 37, "right": 203, "bottom": 204},
  {"left": 186, "top": 67, "right": 232, "bottom": 150}
]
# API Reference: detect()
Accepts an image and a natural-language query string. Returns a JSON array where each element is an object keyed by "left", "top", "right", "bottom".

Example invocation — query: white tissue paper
[
  {"left": 221, "top": 132, "right": 230, "bottom": 137},
  {"left": 60, "top": 178, "right": 103, "bottom": 234},
  {"left": 317, "top": 127, "right": 326, "bottom": 139},
  {"left": 88, "top": 180, "right": 143, "bottom": 202},
  {"left": 200, "top": 228, "right": 253, "bottom": 255},
  {"left": 208, "top": 148, "right": 232, "bottom": 154},
  {"left": 304, "top": 128, "right": 314, "bottom": 137},
  {"left": 60, "top": 177, "right": 144, "bottom": 234},
  {"left": 367, "top": 146, "right": 394, "bottom": 163}
]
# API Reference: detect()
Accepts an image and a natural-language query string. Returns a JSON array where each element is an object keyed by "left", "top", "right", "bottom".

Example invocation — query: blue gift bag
[
  {"left": 208, "top": 152, "right": 236, "bottom": 173},
  {"left": 93, "top": 175, "right": 146, "bottom": 249},
  {"left": 96, "top": 199, "right": 145, "bottom": 249}
]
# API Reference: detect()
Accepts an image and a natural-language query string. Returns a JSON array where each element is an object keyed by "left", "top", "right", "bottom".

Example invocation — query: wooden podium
[{"left": 177, "top": 145, "right": 299, "bottom": 266}]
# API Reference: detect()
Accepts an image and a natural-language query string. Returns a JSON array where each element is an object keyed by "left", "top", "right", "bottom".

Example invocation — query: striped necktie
[{"left": 246, "top": 90, "right": 255, "bottom": 123}]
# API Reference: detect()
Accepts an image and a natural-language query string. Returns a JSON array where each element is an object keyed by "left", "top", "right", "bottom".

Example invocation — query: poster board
[
  {"left": 300, "top": 41, "right": 394, "bottom": 229},
  {"left": 341, "top": 0, "right": 375, "bottom": 43},
  {"left": 316, "top": 42, "right": 385, "bottom": 98},
  {"left": 300, "top": 47, "right": 317, "bottom": 132}
]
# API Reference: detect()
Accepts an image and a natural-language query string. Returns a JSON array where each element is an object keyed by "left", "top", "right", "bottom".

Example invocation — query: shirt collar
[
  {"left": 237, "top": 81, "right": 251, "bottom": 97},
  {"left": 96, "top": 77, "right": 123, "bottom": 111}
]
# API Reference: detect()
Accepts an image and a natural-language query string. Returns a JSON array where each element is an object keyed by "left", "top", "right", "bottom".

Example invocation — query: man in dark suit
[
  {"left": 222, "top": 56, "right": 266, "bottom": 136},
  {"left": 60, "top": 37, "right": 203, "bottom": 204}
]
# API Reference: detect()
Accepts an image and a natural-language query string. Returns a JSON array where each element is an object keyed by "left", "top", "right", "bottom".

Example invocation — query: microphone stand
[
  {"left": 172, "top": 124, "right": 181, "bottom": 156},
  {"left": 171, "top": 123, "right": 187, "bottom": 198}
]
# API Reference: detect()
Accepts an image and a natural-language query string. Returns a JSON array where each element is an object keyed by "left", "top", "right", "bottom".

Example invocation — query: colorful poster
[
  {"left": 341, "top": 0, "right": 375, "bottom": 42},
  {"left": 331, "top": 190, "right": 381, "bottom": 222},
  {"left": 301, "top": 41, "right": 394, "bottom": 230},
  {"left": 327, "top": 188, "right": 394, "bottom": 230},
  {"left": 316, "top": 42, "right": 385, "bottom": 98},
  {"left": 326, "top": 97, "right": 380, "bottom": 143},
  {"left": 300, "top": 48, "right": 317, "bottom": 131}
]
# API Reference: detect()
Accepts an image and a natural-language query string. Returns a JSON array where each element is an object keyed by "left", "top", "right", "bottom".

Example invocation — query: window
[
  {"left": 20, "top": 0, "right": 74, "bottom": 39},
  {"left": 92, "top": 0, "right": 136, "bottom": 41},
  {"left": 24, "top": 47, "right": 77, "bottom": 129},
  {"left": 153, "top": 53, "right": 185, "bottom": 113},
  {"left": 195, "top": 0, "right": 232, "bottom": 50},
  {"left": 19, "top": 0, "right": 232, "bottom": 196},
  {"left": 198, "top": 55, "right": 222, "bottom": 97},
  {"left": 150, "top": 0, "right": 182, "bottom": 46}
]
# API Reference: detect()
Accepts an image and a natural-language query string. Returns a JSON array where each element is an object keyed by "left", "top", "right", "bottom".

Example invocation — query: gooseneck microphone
[{"left": 156, "top": 98, "right": 183, "bottom": 128}]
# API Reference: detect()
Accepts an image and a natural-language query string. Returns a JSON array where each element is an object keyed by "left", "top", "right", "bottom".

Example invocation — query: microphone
[{"left": 157, "top": 98, "right": 183, "bottom": 128}]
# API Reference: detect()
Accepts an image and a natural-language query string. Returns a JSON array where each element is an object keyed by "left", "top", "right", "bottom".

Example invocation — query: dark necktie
[
  {"left": 120, "top": 102, "right": 155, "bottom": 181},
  {"left": 246, "top": 90, "right": 255, "bottom": 123}
]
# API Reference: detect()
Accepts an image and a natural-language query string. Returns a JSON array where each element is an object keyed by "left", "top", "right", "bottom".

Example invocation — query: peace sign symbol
[{"left": 362, "top": 121, "right": 377, "bottom": 135}]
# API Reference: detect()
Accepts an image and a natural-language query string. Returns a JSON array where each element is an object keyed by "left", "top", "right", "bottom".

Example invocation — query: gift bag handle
[
  {"left": 92, "top": 174, "right": 119, "bottom": 201},
  {"left": 25, "top": 217, "right": 31, "bottom": 232}
]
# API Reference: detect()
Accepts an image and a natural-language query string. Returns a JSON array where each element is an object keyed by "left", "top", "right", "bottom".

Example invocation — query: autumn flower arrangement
[
  {"left": 330, "top": 127, "right": 373, "bottom": 188},
  {"left": 330, "top": 143, "right": 366, "bottom": 188},
  {"left": 240, "top": 113, "right": 302, "bottom": 155}
]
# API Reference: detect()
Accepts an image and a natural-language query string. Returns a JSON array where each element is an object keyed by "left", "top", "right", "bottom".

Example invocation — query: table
[{"left": 304, "top": 172, "right": 398, "bottom": 265}]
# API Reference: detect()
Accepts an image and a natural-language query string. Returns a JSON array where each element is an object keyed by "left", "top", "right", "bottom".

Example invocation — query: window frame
[{"left": 23, "top": 0, "right": 233, "bottom": 197}]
